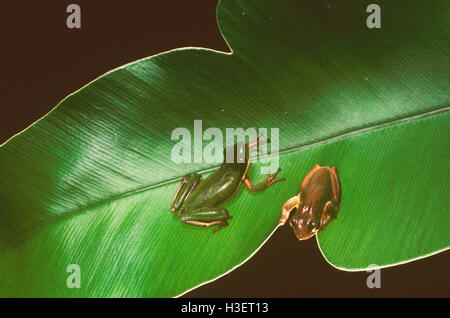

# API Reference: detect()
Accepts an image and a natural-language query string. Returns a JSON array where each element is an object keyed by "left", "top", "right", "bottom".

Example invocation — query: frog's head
[{"left": 288, "top": 205, "right": 320, "bottom": 240}]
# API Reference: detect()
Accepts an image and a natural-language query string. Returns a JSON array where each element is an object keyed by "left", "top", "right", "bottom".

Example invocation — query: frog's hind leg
[
  {"left": 319, "top": 201, "right": 339, "bottom": 230},
  {"left": 318, "top": 166, "right": 341, "bottom": 229},
  {"left": 170, "top": 174, "right": 202, "bottom": 213},
  {"left": 179, "top": 207, "right": 232, "bottom": 233},
  {"left": 330, "top": 166, "right": 341, "bottom": 204}
]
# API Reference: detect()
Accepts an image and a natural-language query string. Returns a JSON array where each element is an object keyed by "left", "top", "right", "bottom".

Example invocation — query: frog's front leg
[
  {"left": 244, "top": 168, "right": 285, "bottom": 192},
  {"left": 179, "top": 207, "right": 232, "bottom": 233},
  {"left": 279, "top": 195, "right": 299, "bottom": 226},
  {"left": 170, "top": 174, "right": 202, "bottom": 213}
]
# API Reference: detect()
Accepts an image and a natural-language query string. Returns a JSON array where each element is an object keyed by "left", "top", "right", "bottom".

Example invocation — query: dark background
[{"left": 1, "top": 1, "right": 448, "bottom": 297}]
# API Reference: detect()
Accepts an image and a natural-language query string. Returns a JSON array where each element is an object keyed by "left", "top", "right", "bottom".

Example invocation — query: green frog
[{"left": 170, "top": 136, "right": 284, "bottom": 233}]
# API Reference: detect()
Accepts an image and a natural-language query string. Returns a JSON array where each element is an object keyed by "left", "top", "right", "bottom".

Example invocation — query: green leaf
[{"left": 0, "top": 0, "right": 448, "bottom": 297}]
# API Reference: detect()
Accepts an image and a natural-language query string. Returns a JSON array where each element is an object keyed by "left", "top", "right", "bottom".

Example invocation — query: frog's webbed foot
[
  {"left": 245, "top": 168, "right": 285, "bottom": 192},
  {"left": 212, "top": 217, "right": 233, "bottom": 233},
  {"left": 264, "top": 168, "right": 285, "bottom": 186}
]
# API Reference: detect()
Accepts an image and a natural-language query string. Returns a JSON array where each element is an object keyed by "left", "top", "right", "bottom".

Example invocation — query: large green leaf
[{"left": 0, "top": 0, "right": 448, "bottom": 297}]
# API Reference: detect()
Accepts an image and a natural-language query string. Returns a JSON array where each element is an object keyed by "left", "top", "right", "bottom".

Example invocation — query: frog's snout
[{"left": 289, "top": 215, "right": 317, "bottom": 241}]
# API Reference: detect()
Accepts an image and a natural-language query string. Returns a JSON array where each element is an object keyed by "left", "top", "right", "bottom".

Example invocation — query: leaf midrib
[{"left": 3, "top": 104, "right": 449, "bottom": 250}]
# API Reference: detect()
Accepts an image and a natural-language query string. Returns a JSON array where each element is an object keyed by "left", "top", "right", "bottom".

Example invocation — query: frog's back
[
  {"left": 300, "top": 167, "right": 332, "bottom": 208},
  {"left": 182, "top": 142, "right": 249, "bottom": 210},
  {"left": 183, "top": 165, "right": 245, "bottom": 210}
]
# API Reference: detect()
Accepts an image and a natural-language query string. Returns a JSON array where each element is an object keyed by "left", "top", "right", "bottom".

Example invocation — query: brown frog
[{"left": 279, "top": 164, "right": 341, "bottom": 240}]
